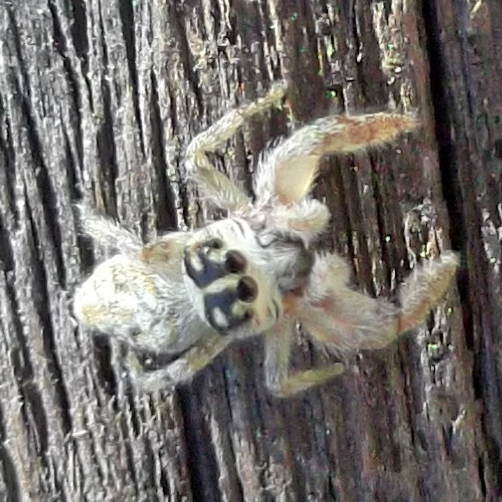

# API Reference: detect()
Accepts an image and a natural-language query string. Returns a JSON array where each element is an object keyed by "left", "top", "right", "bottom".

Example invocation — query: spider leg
[
  {"left": 75, "top": 204, "right": 142, "bottom": 255},
  {"left": 185, "top": 82, "right": 287, "bottom": 213},
  {"left": 255, "top": 112, "right": 418, "bottom": 208},
  {"left": 127, "top": 332, "right": 232, "bottom": 392},
  {"left": 264, "top": 316, "right": 345, "bottom": 397},
  {"left": 397, "top": 251, "right": 459, "bottom": 333},
  {"left": 290, "top": 252, "right": 459, "bottom": 353}
]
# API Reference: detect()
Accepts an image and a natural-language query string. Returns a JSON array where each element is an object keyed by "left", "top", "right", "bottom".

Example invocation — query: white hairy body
[{"left": 74, "top": 82, "right": 459, "bottom": 396}]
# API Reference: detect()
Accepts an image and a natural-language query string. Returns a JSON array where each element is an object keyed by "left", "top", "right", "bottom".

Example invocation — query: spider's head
[{"left": 182, "top": 218, "right": 283, "bottom": 338}]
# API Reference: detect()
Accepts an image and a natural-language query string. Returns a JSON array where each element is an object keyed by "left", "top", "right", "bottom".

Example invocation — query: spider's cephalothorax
[
  {"left": 74, "top": 82, "right": 459, "bottom": 396},
  {"left": 182, "top": 216, "right": 316, "bottom": 338},
  {"left": 182, "top": 218, "right": 284, "bottom": 337}
]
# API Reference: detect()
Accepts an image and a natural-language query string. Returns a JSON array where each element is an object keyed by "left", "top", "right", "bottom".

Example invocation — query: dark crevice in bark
[
  {"left": 0, "top": 407, "right": 21, "bottom": 502},
  {"left": 7, "top": 8, "right": 31, "bottom": 101},
  {"left": 159, "top": 461, "right": 170, "bottom": 498},
  {"left": 370, "top": 162, "right": 393, "bottom": 294},
  {"left": 24, "top": 197, "right": 73, "bottom": 438},
  {"left": 16, "top": 84, "right": 67, "bottom": 288},
  {"left": 478, "top": 456, "right": 487, "bottom": 498},
  {"left": 168, "top": 3, "right": 203, "bottom": 115},
  {"left": 118, "top": 415, "right": 140, "bottom": 497},
  {"left": 220, "top": 375, "right": 246, "bottom": 501},
  {"left": 345, "top": 159, "right": 377, "bottom": 294},
  {"left": 258, "top": 0, "right": 276, "bottom": 59},
  {"left": 118, "top": 0, "right": 145, "bottom": 157},
  {"left": 327, "top": 474, "right": 339, "bottom": 500},
  {"left": 125, "top": 385, "right": 141, "bottom": 438},
  {"left": 7, "top": 11, "right": 66, "bottom": 287},
  {"left": 142, "top": 438, "right": 165, "bottom": 499},
  {"left": 420, "top": 0, "right": 472, "bottom": 345},
  {"left": 70, "top": 0, "right": 93, "bottom": 112},
  {"left": 0, "top": 96, "right": 18, "bottom": 222},
  {"left": 166, "top": 80, "right": 193, "bottom": 229},
  {"left": 96, "top": 84, "right": 119, "bottom": 215},
  {"left": 19, "top": 374, "right": 49, "bottom": 458},
  {"left": 63, "top": 130, "right": 83, "bottom": 202},
  {"left": 353, "top": 3, "right": 387, "bottom": 108},
  {"left": 70, "top": 0, "right": 89, "bottom": 67},
  {"left": 48, "top": 0, "right": 85, "bottom": 169},
  {"left": 150, "top": 71, "right": 178, "bottom": 232},
  {"left": 398, "top": 343, "right": 421, "bottom": 456},
  {"left": 422, "top": 0, "right": 502, "bottom": 494},
  {"left": 177, "top": 154, "right": 192, "bottom": 229},
  {"left": 208, "top": 0, "right": 222, "bottom": 43},
  {"left": 178, "top": 384, "right": 222, "bottom": 502},
  {"left": 92, "top": 336, "right": 117, "bottom": 398},
  {"left": 95, "top": 6, "right": 119, "bottom": 216},
  {"left": 331, "top": 160, "right": 355, "bottom": 267},
  {"left": 0, "top": 286, "right": 21, "bottom": 502},
  {"left": 231, "top": 1, "right": 270, "bottom": 197},
  {"left": 0, "top": 206, "right": 48, "bottom": 458},
  {"left": 273, "top": 0, "right": 326, "bottom": 121},
  {"left": 0, "top": 215, "right": 14, "bottom": 277}
]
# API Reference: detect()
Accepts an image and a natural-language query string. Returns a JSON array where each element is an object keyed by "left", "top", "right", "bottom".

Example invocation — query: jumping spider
[{"left": 74, "top": 82, "right": 459, "bottom": 397}]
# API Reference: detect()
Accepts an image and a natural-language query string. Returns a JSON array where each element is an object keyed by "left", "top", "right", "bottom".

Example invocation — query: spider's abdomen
[{"left": 74, "top": 254, "right": 207, "bottom": 353}]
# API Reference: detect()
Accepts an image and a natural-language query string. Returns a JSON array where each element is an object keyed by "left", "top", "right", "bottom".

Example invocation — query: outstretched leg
[
  {"left": 74, "top": 204, "right": 142, "bottom": 255},
  {"left": 264, "top": 316, "right": 345, "bottom": 398},
  {"left": 127, "top": 332, "right": 232, "bottom": 393},
  {"left": 264, "top": 251, "right": 458, "bottom": 397},
  {"left": 254, "top": 112, "right": 418, "bottom": 208},
  {"left": 185, "top": 82, "right": 287, "bottom": 213},
  {"left": 397, "top": 251, "right": 459, "bottom": 333},
  {"left": 289, "top": 251, "right": 459, "bottom": 353}
]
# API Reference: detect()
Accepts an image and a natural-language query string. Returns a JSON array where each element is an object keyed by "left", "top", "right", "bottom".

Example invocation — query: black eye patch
[
  {"left": 204, "top": 287, "right": 255, "bottom": 334},
  {"left": 183, "top": 243, "right": 228, "bottom": 288}
]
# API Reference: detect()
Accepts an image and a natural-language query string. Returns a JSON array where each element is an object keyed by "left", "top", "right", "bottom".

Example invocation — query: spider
[{"left": 74, "top": 82, "right": 459, "bottom": 397}]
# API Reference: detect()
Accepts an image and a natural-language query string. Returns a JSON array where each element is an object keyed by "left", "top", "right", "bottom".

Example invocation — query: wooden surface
[{"left": 0, "top": 0, "right": 501, "bottom": 501}]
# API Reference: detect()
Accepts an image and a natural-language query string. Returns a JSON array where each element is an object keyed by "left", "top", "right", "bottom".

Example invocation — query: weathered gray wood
[{"left": 0, "top": 0, "right": 500, "bottom": 500}]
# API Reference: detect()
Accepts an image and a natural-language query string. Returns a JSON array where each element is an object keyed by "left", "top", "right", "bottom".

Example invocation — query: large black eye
[
  {"left": 224, "top": 250, "right": 247, "bottom": 273},
  {"left": 236, "top": 276, "right": 258, "bottom": 302},
  {"left": 242, "top": 309, "right": 253, "bottom": 322},
  {"left": 203, "top": 238, "right": 223, "bottom": 250}
]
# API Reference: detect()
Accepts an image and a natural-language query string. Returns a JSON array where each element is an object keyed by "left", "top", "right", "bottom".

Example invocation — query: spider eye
[
  {"left": 224, "top": 250, "right": 247, "bottom": 273},
  {"left": 204, "top": 238, "right": 223, "bottom": 250},
  {"left": 242, "top": 309, "right": 253, "bottom": 322},
  {"left": 236, "top": 276, "right": 258, "bottom": 302}
]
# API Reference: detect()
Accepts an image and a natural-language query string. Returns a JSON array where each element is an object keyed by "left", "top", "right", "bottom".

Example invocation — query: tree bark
[{"left": 0, "top": 0, "right": 501, "bottom": 501}]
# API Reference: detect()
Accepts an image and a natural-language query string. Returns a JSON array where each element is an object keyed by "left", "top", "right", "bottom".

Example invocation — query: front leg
[
  {"left": 129, "top": 332, "right": 232, "bottom": 393},
  {"left": 264, "top": 316, "right": 345, "bottom": 398},
  {"left": 185, "top": 82, "right": 287, "bottom": 212},
  {"left": 254, "top": 112, "right": 418, "bottom": 207}
]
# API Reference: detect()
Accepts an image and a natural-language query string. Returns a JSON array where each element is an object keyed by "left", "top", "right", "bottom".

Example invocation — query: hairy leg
[
  {"left": 290, "top": 252, "right": 459, "bottom": 352},
  {"left": 264, "top": 316, "right": 344, "bottom": 398},
  {"left": 263, "top": 199, "right": 331, "bottom": 245},
  {"left": 75, "top": 204, "right": 142, "bottom": 255},
  {"left": 127, "top": 332, "right": 232, "bottom": 392},
  {"left": 255, "top": 112, "right": 418, "bottom": 207},
  {"left": 397, "top": 251, "right": 459, "bottom": 333},
  {"left": 185, "top": 82, "right": 287, "bottom": 212}
]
